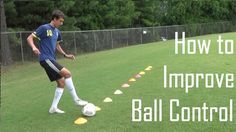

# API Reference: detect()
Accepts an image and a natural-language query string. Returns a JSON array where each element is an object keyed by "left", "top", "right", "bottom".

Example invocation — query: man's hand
[
  {"left": 64, "top": 54, "right": 75, "bottom": 60},
  {"left": 32, "top": 47, "right": 41, "bottom": 56}
]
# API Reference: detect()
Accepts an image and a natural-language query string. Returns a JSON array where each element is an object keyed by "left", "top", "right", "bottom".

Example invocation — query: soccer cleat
[
  {"left": 74, "top": 99, "right": 88, "bottom": 106},
  {"left": 49, "top": 107, "right": 65, "bottom": 114}
]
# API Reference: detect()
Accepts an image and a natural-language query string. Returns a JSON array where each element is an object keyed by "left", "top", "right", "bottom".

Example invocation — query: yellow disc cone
[
  {"left": 103, "top": 97, "right": 113, "bottom": 102},
  {"left": 139, "top": 71, "right": 145, "bottom": 75},
  {"left": 145, "top": 68, "right": 151, "bottom": 71},
  {"left": 129, "top": 78, "right": 136, "bottom": 82},
  {"left": 114, "top": 89, "right": 123, "bottom": 95},
  {"left": 74, "top": 117, "right": 87, "bottom": 125},
  {"left": 96, "top": 106, "right": 101, "bottom": 111}
]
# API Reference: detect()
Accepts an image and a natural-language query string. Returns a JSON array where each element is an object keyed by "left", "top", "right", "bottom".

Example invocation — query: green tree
[
  {"left": 133, "top": 0, "right": 161, "bottom": 27},
  {"left": 1, "top": 0, "right": 13, "bottom": 65},
  {"left": 4, "top": 0, "right": 236, "bottom": 30},
  {"left": 101, "top": 0, "right": 137, "bottom": 29},
  {"left": 12, "top": 1, "right": 54, "bottom": 30},
  {"left": 162, "top": 0, "right": 236, "bottom": 25},
  {"left": 4, "top": 0, "right": 17, "bottom": 28},
  {"left": 70, "top": 0, "right": 137, "bottom": 30},
  {"left": 5, "top": 0, "right": 77, "bottom": 31},
  {"left": 70, "top": 0, "right": 102, "bottom": 30},
  {"left": 53, "top": 0, "right": 78, "bottom": 30}
]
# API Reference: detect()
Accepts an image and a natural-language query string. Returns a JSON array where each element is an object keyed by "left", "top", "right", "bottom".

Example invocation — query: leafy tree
[
  {"left": 133, "top": 0, "right": 161, "bottom": 27},
  {"left": 69, "top": 0, "right": 102, "bottom": 30},
  {"left": 1, "top": 0, "right": 12, "bottom": 65},
  {"left": 4, "top": 0, "right": 236, "bottom": 30},
  {"left": 101, "top": 0, "right": 137, "bottom": 29},
  {"left": 69, "top": 0, "right": 137, "bottom": 30}
]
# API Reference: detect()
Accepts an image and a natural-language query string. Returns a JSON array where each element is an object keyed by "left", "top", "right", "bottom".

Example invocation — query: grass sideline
[{"left": 1, "top": 32, "right": 236, "bottom": 132}]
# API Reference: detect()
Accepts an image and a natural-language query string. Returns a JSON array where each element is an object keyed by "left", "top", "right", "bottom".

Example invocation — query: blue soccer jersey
[{"left": 32, "top": 24, "right": 62, "bottom": 61}]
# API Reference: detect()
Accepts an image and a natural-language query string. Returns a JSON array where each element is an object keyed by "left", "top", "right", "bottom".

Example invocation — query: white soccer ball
[
  {"left": 82, "top": 103, "right": 96, "bottom": 117},
  {"left": 143, "top": 30, "right": 147, "bottom": 34}
]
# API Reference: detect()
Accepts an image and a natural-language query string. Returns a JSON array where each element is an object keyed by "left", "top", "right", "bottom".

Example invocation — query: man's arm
[
  {"left": 56, "top": 43, "right": 75, "bottom": 60},
  {"left": 27, "top": 34, "right": 41, "bottom": 55}
]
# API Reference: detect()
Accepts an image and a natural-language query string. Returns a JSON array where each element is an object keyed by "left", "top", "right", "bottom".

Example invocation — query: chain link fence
[{"left": 1, "top": 21, "right": 235, "bottom": 65}]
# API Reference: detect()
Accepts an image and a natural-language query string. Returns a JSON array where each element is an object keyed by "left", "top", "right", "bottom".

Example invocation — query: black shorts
[{"left": 40, "top": 59, "right": 64, "bottom": 82}]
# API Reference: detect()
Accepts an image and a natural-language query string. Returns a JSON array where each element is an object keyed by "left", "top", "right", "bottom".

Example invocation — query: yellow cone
[
  {"left": 139, "top": 71, "right": 145, "bottom": 75},
  {"left": 148, "top": 66, "right": 153, "bottom": 69},
  {"left": 129, "top": 78, "right": 136, "bottom": 82},
  {"left": 103, "top": 97, "right": 112, "bottom": 102},
  {"left": 74, "top": 117, "right": 87, "bottom": 125},
  {"left": 96, "top": 106, "right": 101, "bottom": 111},
  {"left": 145, "top": 68, "right": 151, "bottom": 71},
  {"left": 114, "top": 89, "right": 123, "bottom": 95}
]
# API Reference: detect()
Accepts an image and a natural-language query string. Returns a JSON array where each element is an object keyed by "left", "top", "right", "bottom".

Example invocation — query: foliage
[{"left": 4, "top": 0, "right": 236, "bottom": 31}]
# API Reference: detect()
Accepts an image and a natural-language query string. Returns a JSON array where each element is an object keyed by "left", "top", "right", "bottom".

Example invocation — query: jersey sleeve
[
  {"left": 57, "top": 31, "right": 63, "bottom": 43},
  {"left": 32, "top": 25, "right": 45, "bottom": 40}
]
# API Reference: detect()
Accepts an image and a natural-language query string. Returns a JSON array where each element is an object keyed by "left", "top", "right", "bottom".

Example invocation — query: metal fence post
[
  {"left": 127, "top": 29, "right": 129, "bottom": 46},
  {"left": 176, "top": 25, "right": 179, "bottom": 35},
  {"left": 152, "top": 27, "right": 154, "bottom": 42},
  {"left": 73, "top": 32, "right": 77, "bottom": 54},
  {"left": 165, "top": 26, "right": 168, "bottom": 39},
  {"left": 93, "top": 31, "right": 97, "bottom": 52},
  {"left": 20, "top": 32, "right": 24, "bottom": 64},
  {"left": 140, "top": 28, "right": 143, "bottom": 44},
  {"left": 111, "top": 30, "right": 113, "bottom": 49}
]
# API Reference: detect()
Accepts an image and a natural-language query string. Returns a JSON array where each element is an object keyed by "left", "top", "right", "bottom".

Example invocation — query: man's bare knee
[
  {"left": 57, "top": 78, "right": 65, "bottom": 88},
  {"left": 60, "top": 68, "right": 72, "bottom": 78}
]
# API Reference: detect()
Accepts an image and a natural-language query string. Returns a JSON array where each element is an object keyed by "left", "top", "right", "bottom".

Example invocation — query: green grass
[{"left": 1, "top": 32, "right": 236, "bottom": 132}]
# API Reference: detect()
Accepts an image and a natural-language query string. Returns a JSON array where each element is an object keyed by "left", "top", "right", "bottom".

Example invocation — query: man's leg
[
  {"left": 40, "top": 60, "right": 66, "bottom": 114},
  {"left": 49, "top": 78, "right": 65, "bottom": 114},
  {"left": 60, "top": 68, "right": 88, "bottom": 106}
]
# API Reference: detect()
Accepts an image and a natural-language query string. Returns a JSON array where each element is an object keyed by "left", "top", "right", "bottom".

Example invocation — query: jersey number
[{"left": 47, "top": 30, "right": 53, "bottom": 36}]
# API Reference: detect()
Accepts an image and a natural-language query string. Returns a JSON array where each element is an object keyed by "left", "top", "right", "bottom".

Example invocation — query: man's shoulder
[{"left": 38, "top": 24, "right": 50, "bottom": 30}]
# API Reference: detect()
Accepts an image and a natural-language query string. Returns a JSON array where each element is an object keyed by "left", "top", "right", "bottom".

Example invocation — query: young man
[{"left": 27, "top": 10, "right": 88, "bottom": 114}]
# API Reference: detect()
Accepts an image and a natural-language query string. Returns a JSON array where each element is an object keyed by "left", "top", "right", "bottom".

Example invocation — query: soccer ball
[{"left": 82, "top": 103, "right": 96, "bottom": 117}]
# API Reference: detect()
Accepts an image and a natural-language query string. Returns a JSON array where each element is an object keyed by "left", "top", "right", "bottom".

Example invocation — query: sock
[
  {"left": 65, "top": 77, "right": 80, "bottom": 101},
  {"left": 50, "top": 87, "right": 64, "bottom": 108}
]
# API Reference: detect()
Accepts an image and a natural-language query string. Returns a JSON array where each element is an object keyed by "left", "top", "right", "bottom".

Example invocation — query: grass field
[{"left": 1, "top": 32, "right": 236, "bottom": 132}]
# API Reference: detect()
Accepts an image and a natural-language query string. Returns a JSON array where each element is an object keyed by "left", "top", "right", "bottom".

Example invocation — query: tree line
[{"left": 4, "top": 0, "right": 236, "bottom": 31}]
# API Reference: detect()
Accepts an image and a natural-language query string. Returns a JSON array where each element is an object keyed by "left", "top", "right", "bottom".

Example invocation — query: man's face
[{"left": 53, "top": 17, "right": 64, "bottom": 28}]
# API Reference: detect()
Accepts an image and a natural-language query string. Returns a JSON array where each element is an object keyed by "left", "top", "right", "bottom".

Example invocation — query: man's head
[{"left": 51, "top": 10, "right": 65, "bottom": 28}]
